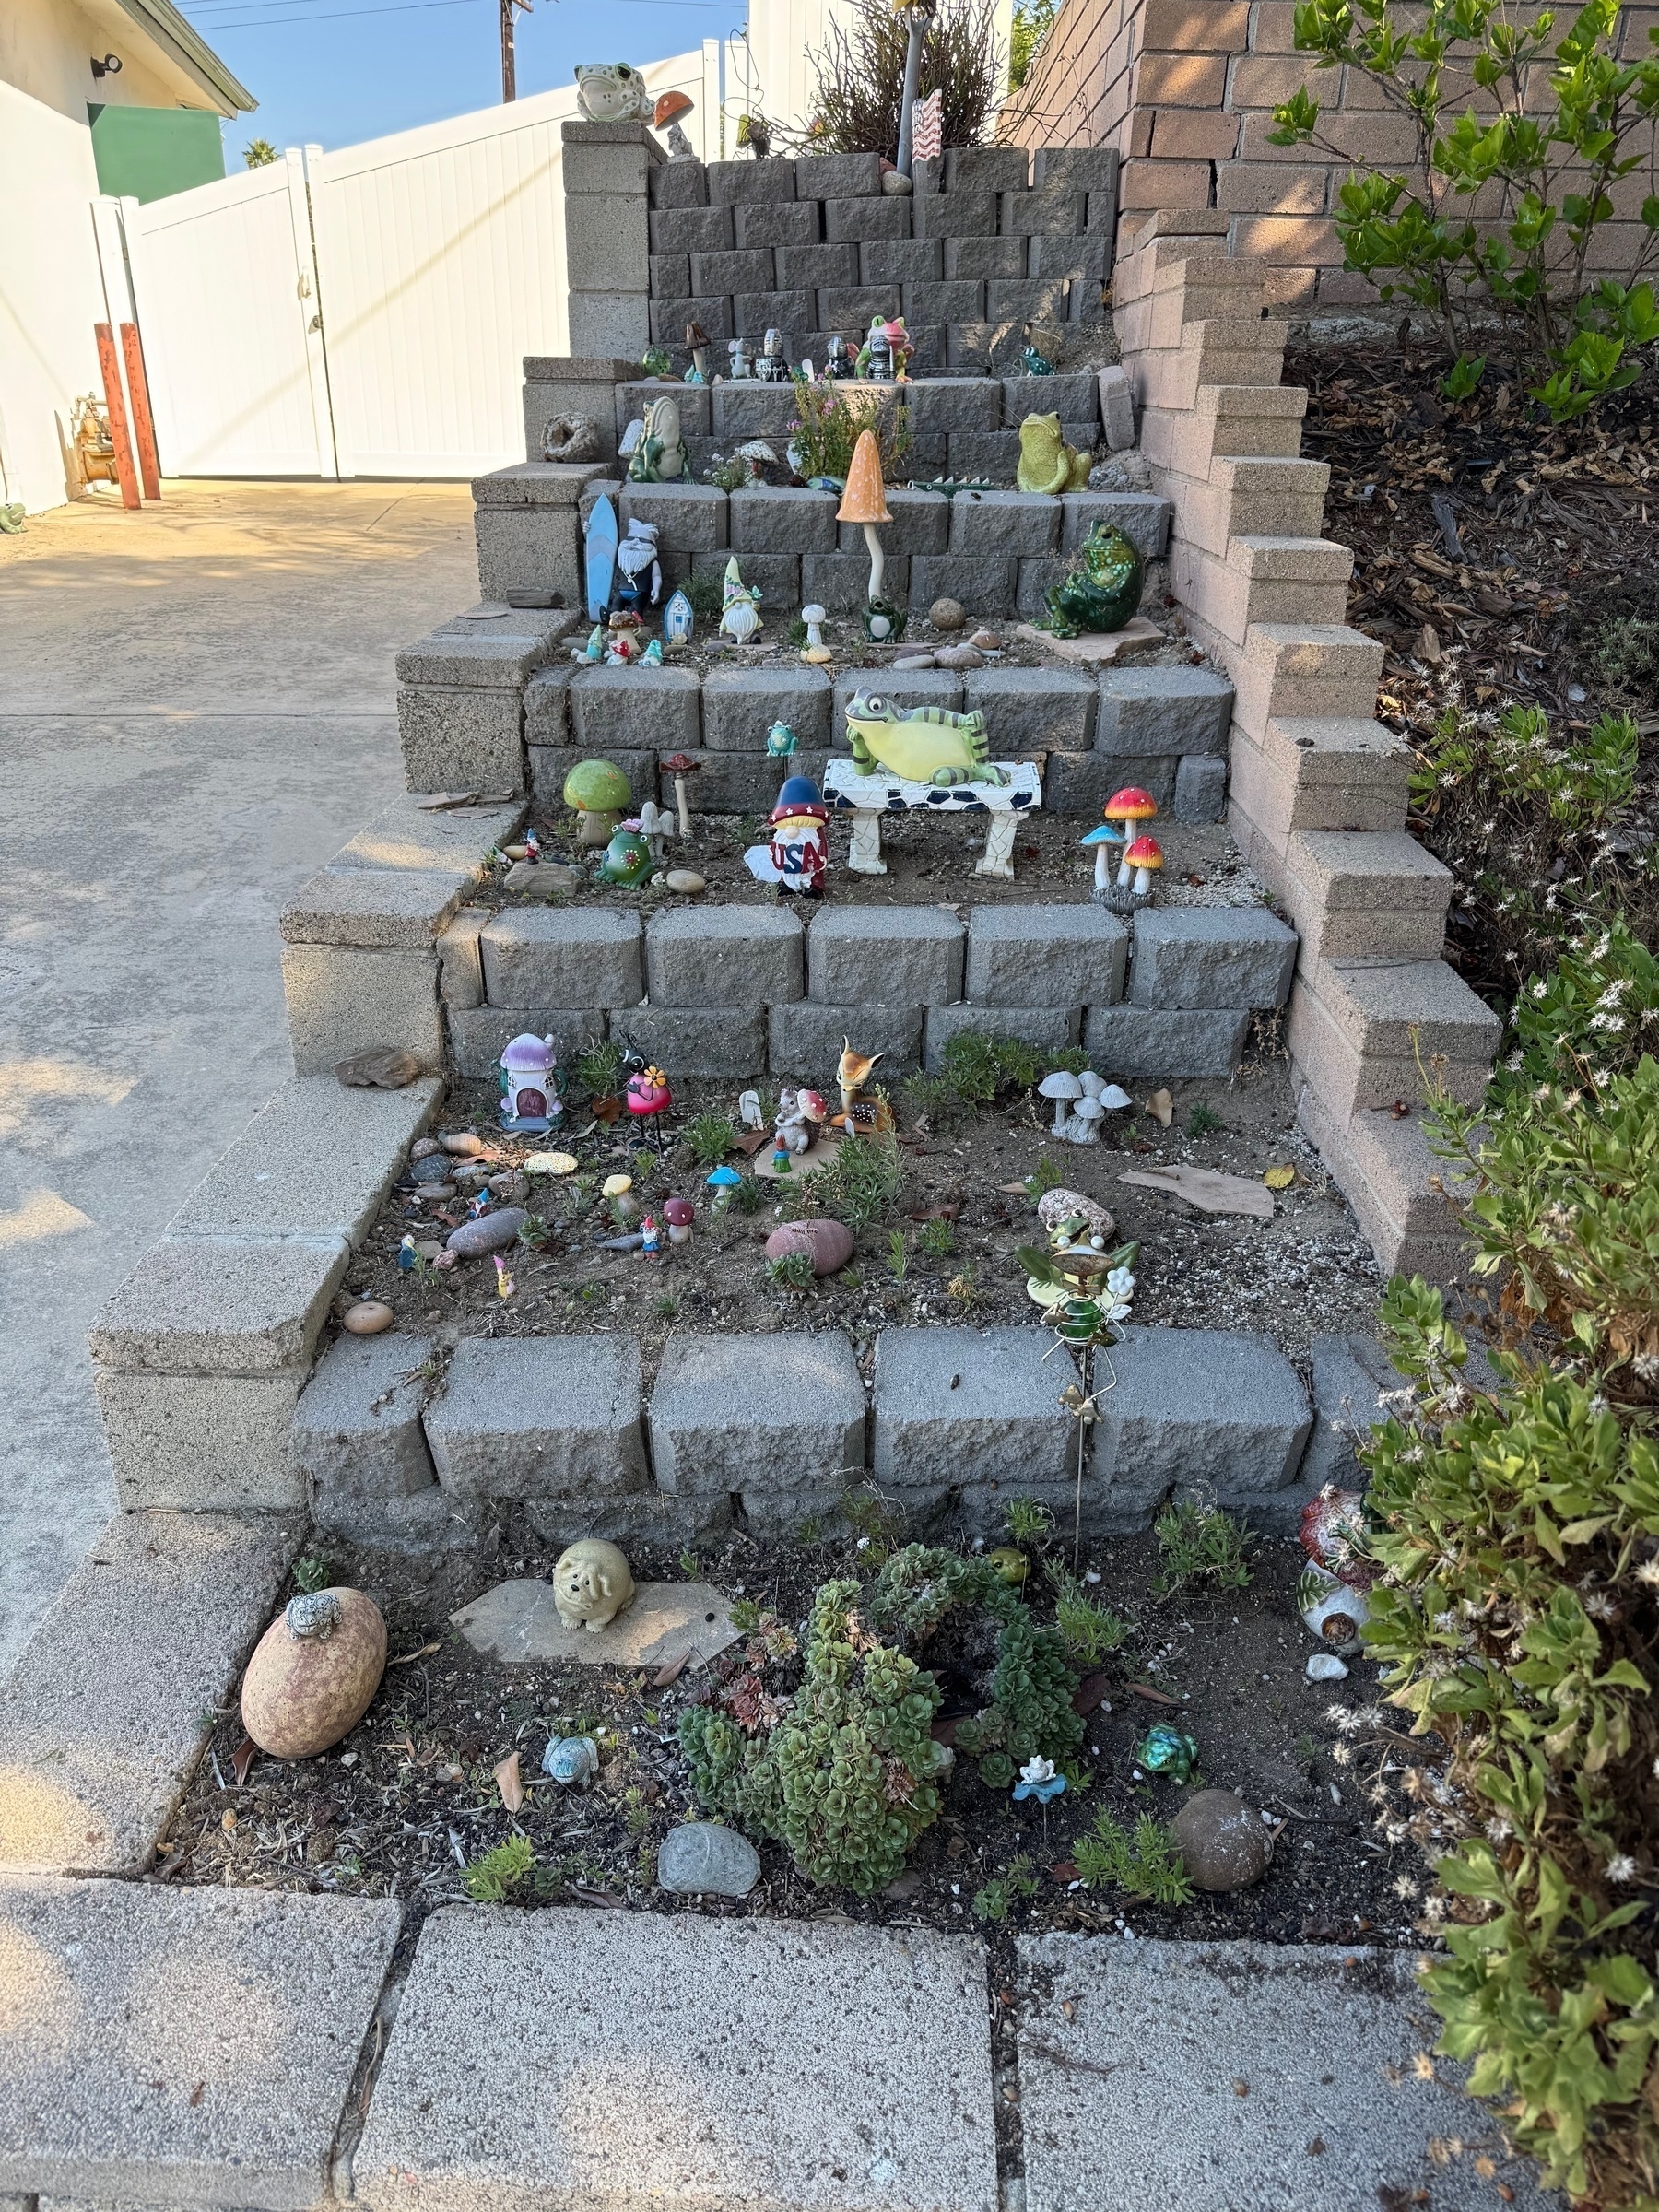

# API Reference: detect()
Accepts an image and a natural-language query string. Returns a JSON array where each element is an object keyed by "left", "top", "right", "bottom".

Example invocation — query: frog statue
[
  {"left": 626, "top": 394, "right": 688, "bottom": 483},
  {"left": 844, "top": 693, "right": 1009, "bottom": 789},
  {"left": 1016, "top": 411, "right": 1091, "bottom": 496},
  {"left": 1037, "top": 521, "right": 1143, "bottom": 638},
  {"left": 573, "top": 63, "right": 652, "bottom": 122}
]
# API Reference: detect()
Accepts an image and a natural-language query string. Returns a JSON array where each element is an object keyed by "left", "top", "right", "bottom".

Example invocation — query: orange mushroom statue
[
  {"left": 1121, "top": 834, "right": 1163, "bottom": 899},
  {"left": 653, "top": 88, "right": 697, "bottom": 159},
  {"left": 1079, "top": 786, "right": 1157, "bottom": 900},
  {"left": 836, "top": 429, "right": 905, "bottom": 642}
]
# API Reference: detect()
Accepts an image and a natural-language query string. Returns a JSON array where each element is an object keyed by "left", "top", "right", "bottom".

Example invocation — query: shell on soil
[
  {"left": 1170, "top": 1788, "right": 1273, "bottom": 1893},
  {"left": 445, "top": 1206, "right": 527, "bottom": 1257},
  {"left": 764, "top": 1218, "right": 854, "bottom": 1276},
  {"left": 241, "top": 1587, "right": 387, "bottom": 1759}
]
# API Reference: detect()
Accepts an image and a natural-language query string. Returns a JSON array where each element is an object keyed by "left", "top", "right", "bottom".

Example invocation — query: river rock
[
  {"left": 894, "top": 653, "right": 936, "bottom": 671},
  {"left": 506, "top": 859, "right": 581, "bottom": 894},
  {"left": 441, "top": 1131, "right": 487, "bottom": 1158},
  {"left": 764, "top": 1217, "right": 854, "bottom": 1275},
  {"left": 241, "top": 1588, "right": 387, "bottom": 1759},
  {"left": 445, "top": 1206, "right": 527, "bottom": 1257},
  {"left": 930, "top": 597, "right": 966, "bottom": 631},
  {"left": 411, "top": 1136, "right": 441, "bottom": 1160},
  {"left": 657, "top": 1821, "right": 760, "bottom": 1898},
  {"left": 490, "top": 1171, "right": 531, "bottom": 1205},
  {"left": 342, "top": 1301, "right": 394, "bottom": 1335},
  {"left": 335, "top": 1048, "right": 423, "bottom": 1089},
  {"left": 1170, "top": 1788, "right": 1273, "bottom": 1893},
  {"left": 933, "top": 644, "right": 984, "bottom": 671},
  {"left": 665, "top": 869, "right": 705, "bottom": 894},
  {"left": 411, "top": 1154, "right": 453, "bottom": 1184}
]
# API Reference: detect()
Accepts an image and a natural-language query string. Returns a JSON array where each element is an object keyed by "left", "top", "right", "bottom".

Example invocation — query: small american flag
[{"left": 912, "top": 89, "right": 943, "bottom": 162}]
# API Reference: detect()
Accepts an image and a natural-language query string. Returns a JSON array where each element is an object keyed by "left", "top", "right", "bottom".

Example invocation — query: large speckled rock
[
  {"left": 241, "top": 1588, "right": 387, "bottom": 1759},
  {"left": 445, "top": 1206, "right": 526, "bottom": 1257},
  {"left": 763, "top": 1218, "right": 854, "bottom": 1276},
  {"left": 658, "top": 1821, "right": 760, "bottom": 1897},
  {"left": 1170, "top": 1788, "right": 1273, "bottom": 1893}
]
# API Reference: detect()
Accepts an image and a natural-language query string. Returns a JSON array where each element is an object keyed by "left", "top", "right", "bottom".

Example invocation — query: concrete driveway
[{"left": 0, "top": 479, "right": 477, "bottom": 1675}]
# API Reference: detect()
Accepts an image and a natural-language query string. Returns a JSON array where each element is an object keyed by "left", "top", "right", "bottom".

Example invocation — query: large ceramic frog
[
  {"left": 574, "top": 63, "right": 652, "bottom": 122},
  {"left": 1038, "top": 522, "right": 1143, "bottom": 637},
  {"left": 845, "top": 693, "right": 1009, "bottom": 787},
  {"left": 1016, "top": 411, "right": 1091, "bottom": 495},
  {"left": 626, "top": 395, "right": 688, "bottom": 483}
]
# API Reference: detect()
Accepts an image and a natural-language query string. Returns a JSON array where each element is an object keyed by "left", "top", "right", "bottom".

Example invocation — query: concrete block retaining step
[
  {"left": 294, "top": 1331, "right": 481, "bottom": 1553},
  {"left": 571, "top": 664, "right": 701, "bottom": 753},
  {"left": 281, "top": 943, "right": 446, "bottom": 1077},
  {"left": 965, "top": 904, "right": 1126, "bottom": 1008},
  {"left": 1083, "top": 1004, "right": 1249, "bottom": 1077},
  {"left": 807, "top": 905, "right": 963, "bottom": 1006},
  {"left": 1096, "top": 665, "right": 1234, "bottom": 755},
  {"left": 1017, "top": 1936, "right": 1546, "bottom": 2212},
  {"left": 873, "top": 1326, "right": 1078, "bottom": 1490},
  {"left": 480, "top": 907, "right": 643, "bottom": 1009},
  {"left": 94, "top": 1371, "right": 310, "bottom": 1514},
  {"left": 1091, "top": 1326, "right": 1312, "bottom": 1529},
  {"left": 924, "top": 1004, "right": 1080, "bottom": 1066},
  {"left": 650, "top": 1331, "right": 866, "bottom": 1496},
  {"left": 609, "top": 1005, "right": 769, "bottom": 1077},
  {"left": 425, "top": 1335, "right": 648, "bottom": 1500},
  {"left": 646, "top": 904, "right": 804, "bottom": 1007},
  {"left": 524, "top": 743, "right": 658, "bottom": 812},
  {"left": 0, "top": 1879, "right": 399, "bottom": 2209},
  {"left": 1128, "top": 906, "right": 1297, "bottom": 1010},
  {"left": 701, "top": 665, "right": 833, "bottom": 750},
  {"left": 769, "top": 1001, "right": 924, "bottom": 1084},
  {"left": 331, "top": 794, "right": 526, "bottom": 878},
  {"left": 0, "top": 1512, "right": 300, "bottom": 1874},
  {"left": 447, "top": 1006, "right": 606, "bottom": 1081},
  {"left": 963, "top": 665, "right": 1097, "bottom": 750},
  {"left": 89, "top": 1234, "right": 347, "bottom": 1380},
  {"left": 355, "top": 1909, "right": 997, "bottom": 2212}
]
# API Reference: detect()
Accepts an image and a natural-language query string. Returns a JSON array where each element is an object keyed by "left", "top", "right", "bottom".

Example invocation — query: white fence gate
[
  {"left": 116, "top": 46, "right": 722, "bottom": 483},
  {"left": 121, "top": 150, "right": 335, "bottom": 477}
]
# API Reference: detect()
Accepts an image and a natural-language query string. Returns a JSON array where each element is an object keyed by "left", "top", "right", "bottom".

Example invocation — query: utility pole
[{"left": 500, "top": 0, "right": 528, "bottom": 101}]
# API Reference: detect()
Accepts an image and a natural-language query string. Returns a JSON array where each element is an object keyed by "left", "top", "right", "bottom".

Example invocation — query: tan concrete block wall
[{"left": 999, "top": 0, "right": 1653, "bottom": 306}]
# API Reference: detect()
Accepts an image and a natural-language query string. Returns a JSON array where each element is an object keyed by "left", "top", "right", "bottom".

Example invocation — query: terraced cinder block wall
[
  {"left": 995, "top": 0, "right": 1657, "bottom": 312},
  {"left": 394, "top": 615, "right": 1231, "bottom": 821},
  {"left": 1113, "top": 207, "right": 1500, "bottom": 1281}
]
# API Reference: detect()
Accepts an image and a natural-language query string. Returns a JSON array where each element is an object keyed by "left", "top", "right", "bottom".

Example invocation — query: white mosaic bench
[{"left": 823, "top": 758, "right": 1043, "bottom": 881}]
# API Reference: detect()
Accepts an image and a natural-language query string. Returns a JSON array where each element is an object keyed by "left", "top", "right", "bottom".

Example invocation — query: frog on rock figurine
[
  {"left": 626, "top": 395, "right": 688, "bottom": 484},
  {"left": 1016, "top": 411, "right": 1091, "bottom": 495},
  {"left": 596, "top": 822, "right": 655, "bottom": 887},
  {"left": 1038, "top": 521, "right": 1144, "bottom": 637}
]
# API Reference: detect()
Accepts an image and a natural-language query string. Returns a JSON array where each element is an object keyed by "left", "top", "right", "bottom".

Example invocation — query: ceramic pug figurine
[
  {"left": 573, "top": 63, "right": 652, "bottom": 122},
  {"left": 615, "top": 519, "right": 663, "bottom": 611},
  {"left": 551, "top": 1539, "right": 636, "bottom": 1631},
  {"left": 626, "top": 395, "right": 688, "bottom": 483}
]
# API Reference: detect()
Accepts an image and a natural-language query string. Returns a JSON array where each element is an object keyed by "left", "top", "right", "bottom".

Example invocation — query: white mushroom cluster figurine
[{"left": 1037, "top": 1066, "right": 1132, "bottom": 1143}]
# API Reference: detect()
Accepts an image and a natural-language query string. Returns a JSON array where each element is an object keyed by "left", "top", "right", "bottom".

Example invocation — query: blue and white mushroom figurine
[{"left": 706, "top": 1164, "right": 743, "bottom": 1211}]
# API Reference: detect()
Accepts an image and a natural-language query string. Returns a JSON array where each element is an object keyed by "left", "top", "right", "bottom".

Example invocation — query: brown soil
[
  {"left": 342, "top": 1052, "right": 1378, "bottom": 1380},
  {"left": 163, "top": 1524, "right": 1432, "bottom": 1953}
]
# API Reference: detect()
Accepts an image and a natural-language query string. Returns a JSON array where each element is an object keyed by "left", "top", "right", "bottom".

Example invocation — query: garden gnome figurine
[{"left": 744, "top": 775, "right": 829, "bottom": 895}]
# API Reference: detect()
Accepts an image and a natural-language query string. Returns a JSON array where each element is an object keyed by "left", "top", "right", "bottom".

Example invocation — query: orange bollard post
[
  {"left": 94, "top": 323, "right": 141, "bottom": 510},
  {"left": 120, "top": 322, "right": 161, "bottom": 501}
]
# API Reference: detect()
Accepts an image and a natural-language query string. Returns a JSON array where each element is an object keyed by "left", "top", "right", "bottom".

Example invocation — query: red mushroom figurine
[
  {"left": 1121, "top": 834, "right": 1164, "bottom": 898},
  {"left": 661, "top": 753, "right": 701, "bottom": 839},
  {"left": 664, "top": 1194, "right": 694, "bottom": 1246}
]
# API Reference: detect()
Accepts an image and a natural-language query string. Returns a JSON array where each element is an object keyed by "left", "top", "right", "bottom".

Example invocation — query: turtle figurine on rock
[{"left": 1037, "top": 521, "right": 1143, "bottom": 638}]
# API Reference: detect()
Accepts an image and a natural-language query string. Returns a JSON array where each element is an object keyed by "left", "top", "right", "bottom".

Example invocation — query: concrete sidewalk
[{"left": 0, "top": 480, "right": 477, "bottom": 1674}]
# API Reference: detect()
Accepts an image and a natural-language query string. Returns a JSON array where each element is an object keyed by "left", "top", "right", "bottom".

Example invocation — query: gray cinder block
[
  {"left": 1003, "top": 371, "right": 1100, "bottom": 426},
  {"left": 963, "top": 665, "right": 1098, "bottom": 750},
  {"left": 1082, "top": 1004, "right": 1251, "bottom": 1076},
  {"left": 733, "top": 290, "right": 817, "bottom": 339},
  {"left": 293, "top": 1331, "right": 478, "bottom": 1553},
  {"left": 1099, "top": 364, "right": 1135, "bottom": 451},
  {"left": 690, "top": 247, "right": 774, "bottom": 296},
  {"left": 689, "top": 547, "right": 799, "bottom": 608},
  {"left": 398, "top": 687, "right": 524, "bottom": 797},
  {"left": 836, "top": 486, "right": 948, "bottom": 557},
  {"left": 607, "top": 1005, "right": 767, "bottom": 1076},
  {"left": 807, "top": 905, "right": 963, "bottom": 1006},
  {"left": 729, "top": 485, "right": 839, "bottom": 555},
  {"left": 618, "top": 481, "right": 729, "bottom": 553},
  {"left": 649, "top": 294, "right": 734, "bottom": 345},
  {"left": 1174, "top": 752, "right": 1229, "bottom": 824},
  {"left": 872, "top": 1325, "right": 1077, "bottom": 1490},
  {"left": 570, "top": 664, "right": 701, "bottom": 752},
  {"left": 1129, "top": 907, "right": 1299, "bottom": 1011},
  {"left": 1096, "top": 665, "right": 1234, "bottom": 755},
  {"left": 944, "top": 234, "right": 1027, "bottom": 279},
  {"left": 649, "top": 1330, "right": 866, "bottom": 1495},
  {"left": 903, "top": 378, "right": 1001, "bottom": 434},
  {"left": 1091, "top": 1325, "right": 1312, "bottom": 1529},
  {"left": 999, "top": 182, "right": 1087, "bottom": 239},
  {"left": 914, "top": 189, "right": 998, "bottom": 240},
  {"left": 949, "top": 488, "right": 1062, "bottom": 557},
  {"left": 701, "top": 665, "right": 833, "bottom": 751},
  {"left": 947, "top": 147, "right": 1029, "bottom": 193},
  {"left": 861, "top": 237, "right": 942, "bottom": 287},
  {"left": 650, "top": 204, "right": 732, "bottom": 253},
  {"left": 481, "top": 907, "right": 643, "bottom": 1009},
  {"left": 706, "top": 157, "right": 797, "bottom": 204},
  {"left": 94, "top": 1369, "right": 306, "bottom": 1512},
  {"left": 646, "top": 903, "right": 804, "bottom": 1006},
  {"left": 1060, "top": 491, "right": 1171, "bottom": 559},
  {"left": 923, "top": 1006, "right": 1080, "bottom": 1068},
  {"left": 823, "top": 195, "right": 912, "bottom": 243},
  {"left": 768, "top": 1001, "right": 924, "bottom": 1085},
  {"left": 802, "top": 551, "right": 912, "bottom": 615},
  {"left": 775, "top": 241, "right": 859, "bottom": 291},
  {"left": 280, "top": 943, "right": 443, "bottom": 1077},
  {"left": 794, "top": 151, "right": 884, "bottom": 198},
  {"left": 965, "top": 902, "right": 1126, "bottom": 1008},
  {"left": 1043, "top": 749, "right": 1179, "bottom": 817},
  {"left": 904, "top": 279, "right": 987, "bottom": 327},
  {"left": 279, "top": 865, "right": 471, "bottom": 952},
  {"left": 677, "top": 748, "right": 826, "bottom": 814},
  {"left": 734, "top": 198, "right": 820, "bottom": 249},
  {"left": 426, "top": 1335, "right": 648, "bottom": 1500},
  {"left": 651, "top": 158, "right": 708, "bottom": 208},
  {"left": 818, "top": 284, "right": 901, "bottom": 327},
  {"left": 908, "top": 554, "right": 1018, "bottom": 615},
  {"left": 711, "top": 382, "right": 801, "bottom": 441},
  {"left": 447, "top": 1005, "right": 606, "bottom": 1081},
  {"left": 617, "top": 380, "right": 712, "bottom": 439}
]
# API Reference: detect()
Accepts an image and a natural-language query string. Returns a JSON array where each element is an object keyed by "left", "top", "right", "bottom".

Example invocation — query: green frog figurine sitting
[
  {"left": 596, "top": 823, "right": 655, "bottom": 887},
  {"left": 1037, "top": 522, "right": 1143, "bottom": 637},
  {"left": 1016, "top": 411, "right": 1091, "bottom": 495}
]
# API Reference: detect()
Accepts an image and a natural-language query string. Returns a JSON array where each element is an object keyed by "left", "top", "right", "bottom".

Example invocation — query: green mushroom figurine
[
  {"left": 563, "top": 759, "right": 633, "bottom": 849},
  {"left": 1038, "top": 522, "right": 1144, "bottom": 638}
]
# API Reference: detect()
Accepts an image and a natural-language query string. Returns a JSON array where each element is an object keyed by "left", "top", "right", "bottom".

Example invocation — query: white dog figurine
[{"left": 551, "top": 1539, "right": 636, "bottom": 1632}]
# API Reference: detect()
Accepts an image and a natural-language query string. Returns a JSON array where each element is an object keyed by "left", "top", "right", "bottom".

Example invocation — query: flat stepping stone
[
  {"left": 356, "top": 1909, "right": 997, "bottom": 2212},
  {"left": 1017, "top": 1936, "right": 1547, "bottom": 2210},
  {"left": 450, "top": 1579, "right": 739, "bottom": 1668},
  {"left": 0, "top": 1509, "right": 300, "bottom": 1875},
  {"left": 0, "top": 1877, "right": 398, "bottom": 2206}
]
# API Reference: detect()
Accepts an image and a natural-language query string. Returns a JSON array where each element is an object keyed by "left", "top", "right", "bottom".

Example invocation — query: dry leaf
[
  {"left": 652, "top": 1653, "right": 690, "bottom": 1688},
  {"left": 493, "top": 1751, "right": 524, "bottom": 1814},
  {"left": 1263, "top": 1164, "right": 1296, "bottom": 1191},
  {"left": 230, "top": 1735, "right": 257, "bottom": 1787},
  {"left": 387, "top": 1640, "right": 441, "bottom": 1667},
  {"left": 1145, "top": 1088, "right": 1173, "bottom": 1127},
  {"left": 1119, "top": 1165, "right": 1275, "bottom": 1220},
  {"left": 997, "top": 1181, "right": 1032, "bottom": 1195},
  {"left": 188, "top": 2080, "right": 206, "bottom": 2107},
  {"left": 1128, "top": 1680, "right": 1182, "bottom": 1706}
]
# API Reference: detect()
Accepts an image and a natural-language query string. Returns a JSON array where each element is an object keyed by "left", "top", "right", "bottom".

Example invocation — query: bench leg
[
  {"left": 975, "top": 814, "right": 1018, "bottom": 879},
  {"left": 847, "top": 810, "right": 887, "bottom": 875}
]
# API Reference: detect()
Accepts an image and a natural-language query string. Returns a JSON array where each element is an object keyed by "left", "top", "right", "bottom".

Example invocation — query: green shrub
[
  {"left": 463, "top": 1834, "right": 537, "bottom": 1902},
  {"left": 1359, "top": 1275, "right": 1659, "bottom": 2204},
  {"left": 678, "top": 1579, "right": 949, "bottom": 1894},
  {"left": 918, "top": 1215, "right": 957, "bottom": 1258},
  {"left": 1073, "top": 1809, "right": 1194, "bottom": 1904},
  {"left": 1412, "top": 704, "right": 1638, "bottom": 841},
  {"left": 811, "top": 1132, "right": 902, "bottom": 1233},
  {"left": 790, "top": 0, "right": 1002, "bottom": 165},
  {"left": 971, "top": 1854, "right": 1039, "bottom": 1920},
  {"left": 1151, "top": 1500, "right": 1255, "bottom": 1597},
  {"left": 1006, "top": 1496, "right": 1055, "bottom": 1546},
  {"left": 767, "top": 1249, "right": 817, "bottom": 1294},
  {"left": 1045, "top": 1561, "right": 1132, "bottom": 1663},
  {"left": 1268, "top": 0, "right": 1659, "bottom": 417},
  {"left": 573, "top": 1040, "right": 624, "bottom": 1098},
  {"left": 1186, "top": 1102, "right": 1223, "bottom": 1137},
  {"left": 1008, "top": 0, "right": 1055, "bottom": 88},
  {"left": 685, "top": 1112, "right": 736, "bottom": 1169},
  {"left": 887, "top": 1229, "right": 908, "bottom": 1282},
  {"left": 1430, "top": 1056, "right": 1659, "bottom": 1379},
  {"left": 1494, "top": 924, "right": 1659, "bottom": 1101},
  {"left": 1589, "top": 616, "right": 1659, "bottom": 702},
  {"left": 787, "top": 372, "right": 912, "bottom": 483}
]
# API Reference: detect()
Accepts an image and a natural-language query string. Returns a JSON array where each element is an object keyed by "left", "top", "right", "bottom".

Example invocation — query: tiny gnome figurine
[
  {"left": 551, "top": 1539, "right": 636, "bottom": 1632},
  {"left": 745, "top": 774, "right": 829, "bottom": 895}
]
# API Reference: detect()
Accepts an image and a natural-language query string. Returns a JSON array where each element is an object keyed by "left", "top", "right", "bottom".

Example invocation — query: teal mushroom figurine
[
  {"left": 1079, "top": 821, "right": 1119, "bottom": 899},
  {"left": 706, "top": 1164, "right": 742, "bottom": 1211}
]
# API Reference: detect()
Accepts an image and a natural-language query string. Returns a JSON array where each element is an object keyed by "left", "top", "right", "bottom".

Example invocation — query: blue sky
[{"left": 181, "top": 0, "right": 741, "bottom": 159}]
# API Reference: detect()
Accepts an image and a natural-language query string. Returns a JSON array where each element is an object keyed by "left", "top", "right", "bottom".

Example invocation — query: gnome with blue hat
[{"left": 745, "top": 774, "right": 829, "bottom": 898}]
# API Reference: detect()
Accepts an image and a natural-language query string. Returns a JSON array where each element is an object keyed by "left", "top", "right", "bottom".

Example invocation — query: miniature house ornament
[
  {"left": 662, "top": 588, "right": 694, "bottom": 646},
  {"left": 499, "top": 1034, "right": 561, "bottom": 1132}
]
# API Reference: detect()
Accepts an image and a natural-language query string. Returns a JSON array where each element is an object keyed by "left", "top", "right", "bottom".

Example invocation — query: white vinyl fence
[{"left": 116, "top": 46, "right": 721, "bottom": 482}]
